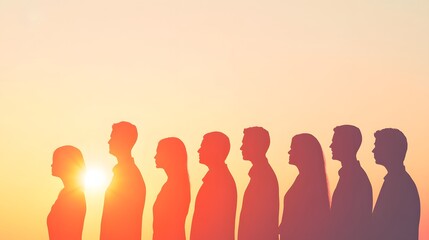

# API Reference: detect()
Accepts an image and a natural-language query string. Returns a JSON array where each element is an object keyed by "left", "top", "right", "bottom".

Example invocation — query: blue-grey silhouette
[
  {"left": 47, "top": 145, "right": 86, "bottom": 240},
  {"left": 100, "top": 121, "right": 146, "bottom": 240},
  {"left": 191, "top": 131, "right": 237, "bottom": 240},
  {"left": 238, "top": 127, "right": 279, "bottom": 240},
  {"left": 153, "top": 137, "right": 190, "bottom": 240},
  {"left": 329, "top": 125, "right": 372, "bottom": 240},
  {"left": 371, "top": 128, "right": 420, "bottom": 240},
  {"left": 279, "top": 133, "right": 330, "bottom": 240}
]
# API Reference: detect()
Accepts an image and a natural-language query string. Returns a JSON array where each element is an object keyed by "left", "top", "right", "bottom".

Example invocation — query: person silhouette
[
  {"left": 329, "top": 125, "right": 372, "bottom": 240},
  {"left": 190, "top": 131, "right": 237, "bottom": 240},
  {"left": 238, "top": 126, "right": 279, "bottom": 240},
  {"left": 47, "top": 145, "right": 86, "bottom": 240},
  {"left": 100, "top": 121, "right": 146, "bottom": 240},
  {"left": 279, "top": 133, "right": 330, "bottom": 240},
  {"left": 371, "top": 128, "right": 420, "bottom": 240},
  {"left": 153, "top": 137, "right": 191, "bottom": 240}
]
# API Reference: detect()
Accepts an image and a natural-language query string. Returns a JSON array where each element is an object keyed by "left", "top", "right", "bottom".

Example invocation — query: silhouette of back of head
[
  {"left": 52, "top": 145, "right": 85, "bottom": 187},
  {"left": 198, "top": 131, "right": 230, "bottom": 168},
  {"left": 240, "top": 126, "right": 270, "bottom": 161},
  {"left": 373, "top": 128, "right": 407, "bottom": 167},
  {"left": 330, "top": 125, "right": 362, "bottom": 162},
  {"left": 108, "top": 121, "right": 138, "bottom": 159}
]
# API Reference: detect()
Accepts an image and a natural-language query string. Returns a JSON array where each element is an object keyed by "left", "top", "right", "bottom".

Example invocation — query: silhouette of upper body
[
  {"left": 329, "top": 125, "right": 372, "bottom": 240},
  {"left": 100, "top": 122, "right": 146, "bottom": 240},
  {"left": 279, "top": 134, "right": 330, "bottom": 240},
  {"left": 238, "top": 127, "right": 279, "bottom": 240},
  {"left": 153, "top": 137, "right": 190, "bottom": 240},
  {"left": 47, "top": 146, "right": 86, "bottom": 240},
  {"left": 371, "top": 128, "right": 420, "bottom": 240},
  {"left": 191, "top": 132, "right": 237, "bottom": 240}
]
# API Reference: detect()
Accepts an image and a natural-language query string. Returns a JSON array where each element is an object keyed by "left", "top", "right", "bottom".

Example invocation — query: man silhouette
[
  {"left": 190, "top": 131, "right": 237, "bottom": 240},
  {"left": 329, "top": 125, "right": 372, "bottom": 240},
  {"left": 371, "top": 128, "right": 420, "bottom": 240},
  {"left": 100, "top": 121, "right": 146, "bottom": 240},
  {"left": 238, "top": 127, "right": 279, "bottom": 240}
]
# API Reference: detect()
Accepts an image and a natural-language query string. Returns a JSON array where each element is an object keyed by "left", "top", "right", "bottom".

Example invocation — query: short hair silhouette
[
  {"left": 332, "top": 125, "right": 362, "bottom": 156},
  {"left": 109, "top": 121, "right": 138, "bottom": 156},
  {"left": 198, "top": 131, "right": 230, "bottom": 164},
  {"left": 241, "top": 126, "right": 270, "bottom": 160},
  {"left": 374, "top": 128, "right": 407, "bottom": 163}
]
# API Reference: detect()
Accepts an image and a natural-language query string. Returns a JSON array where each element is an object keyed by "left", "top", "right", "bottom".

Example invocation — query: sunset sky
[{"left": 1, "top": 0, "right": 428, "bottom": 239}]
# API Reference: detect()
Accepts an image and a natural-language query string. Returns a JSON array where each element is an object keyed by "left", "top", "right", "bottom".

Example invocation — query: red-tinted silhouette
[
  {"left": 371, "top": 128, "right": 420, "bottom": 240},
  {"left": 100, "top": 122, "right": 146, "bottom": 240},
  {"left": 329, "top": 125, "right": 372, "bottom": 240},
  {"left": 191, "top": 132, "right": 237, "bottom": 240},
  {"left": 238, "top": 127, "right": 279, "bottom": 240},
  {"left": 279, "top": 133, "right": 330, "bottom": 240},
  {"left": 153, "top": 137, "right": 191, "bottom": 240},
  {"left": 47, "top": 145, "right": 86, "bottom": 240}
]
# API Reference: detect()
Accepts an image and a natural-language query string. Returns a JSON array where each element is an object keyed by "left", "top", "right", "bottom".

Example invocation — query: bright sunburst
[{"left": 83, "top": 167, "right": 109, "bottom": 192}]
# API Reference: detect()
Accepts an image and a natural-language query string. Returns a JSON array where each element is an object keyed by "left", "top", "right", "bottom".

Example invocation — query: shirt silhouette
[
  {"left": 238, "top": 127, "right": 279, "bottom": 240},
  {"left": 191, "top": 132, "right": 237, "bottom": 240},
  {"left": 100, "top": 122, "right": 146, "bottom": 240},
  {"left": 371, "top": 128, "right": 420, "bottom": 240},
  {"left": 279, "top": 134, "right": 330, "bottom": 240},
  {"left": 153, "top": 137, "right": 190, "bottom": 240},
  {"left": 329, "top": 125, "right": 372, "bottom": 240},
  {"left": 47, "top": 146, "right": 86, "bottom": 240}
]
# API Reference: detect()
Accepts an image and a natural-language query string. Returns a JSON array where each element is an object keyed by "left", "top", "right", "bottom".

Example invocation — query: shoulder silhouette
[
  {"left": 100, "top": 121, "right": 146, "bottom": 240},
  {"left": 238, "top": 126, "right": 279, "bottom": 240},
  {"left": 153, "top": 137, "right": 191, "bottom": 240},
  {"left": 329, "top": 124, "right": 373, "bottom": 240},
  {"left": 191, "top": 131, "right": 237, "bottom": 240},
  {"left": 47, "top": 145, "right": 86, "bottom": 240},
  {"left": 371, "top": 128, "right": 420, "bottom": 240},
  {"left": 279, "top": 133, "right": 330, "bottom": 240}
]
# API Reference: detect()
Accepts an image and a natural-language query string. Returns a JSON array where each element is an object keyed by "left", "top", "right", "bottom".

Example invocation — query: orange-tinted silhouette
[
  {"left": 191, "top": 132, "right": 237, "bottom": 240},
  {"left": 100, "top": 121, "right": 146, "bottom": 240},
  {"left": 329, "top": 125, "right": 372, "bottom": 240},
  {"left": 279, "top": 133, "right": 330, "bottom": 240},
  {"left": 153, "top": 137, "right": 191, "bottom": 240},
  {"left": 238, "top": 127, "right": 279, "bottom": 240},
  {"left": 371, "top": 128, "right": 420, "bottom": 240},
  {"left": 47, "top": 145, "right": 86, "bottom": 240}
]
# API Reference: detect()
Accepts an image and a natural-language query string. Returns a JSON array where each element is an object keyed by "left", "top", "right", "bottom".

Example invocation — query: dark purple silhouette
[
  {"left": 238, "top": 127, "right": 279, "bottom": 240},
  {"left": 153, "top": 137, "right": 190, "bottom": 240},
  {"left": 191, "top": 132, "right": 237, "bottom": 240},
  {"left": 279, "top": 133, "right": 330, "bottom": 240}
]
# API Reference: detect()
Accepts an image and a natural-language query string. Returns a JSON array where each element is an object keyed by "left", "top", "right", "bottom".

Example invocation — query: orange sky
[{"left": 1, "top": 0, "right": 428, "bottom": 239}]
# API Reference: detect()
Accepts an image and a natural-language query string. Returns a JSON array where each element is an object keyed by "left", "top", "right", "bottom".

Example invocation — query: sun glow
[{"left": 83, "top": 167, "right": 109, "bottom": 192}]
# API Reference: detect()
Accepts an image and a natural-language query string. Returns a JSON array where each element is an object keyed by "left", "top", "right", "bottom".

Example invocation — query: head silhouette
[
  {"left": 330, "top": 125, "right": 362, "bottom": 162},
  {"left": 52, "top": 145, "right": 85, "bottom": 187},
  {"left": 108, "top": 121, "right": 138, "bottom": 159},
  {"left": 289, "top": 133, "right": 325, "bottom": 174},
  {"left": 155, "top": 137, "right": 187, "bottom": 173},
  {"left": 373, "top": 128, "right": 408, "bottom": 168},
  {"left": 198, "top": 131, "right": 230, "bottom": 168},
  {"left": 240, "top": 126, "right": 270, "bottom": 162}
]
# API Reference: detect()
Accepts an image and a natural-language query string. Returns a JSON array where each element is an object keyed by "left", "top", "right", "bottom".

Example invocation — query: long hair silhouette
[{"left": 47, "top": 145, "right": 86, "bottom": 240}]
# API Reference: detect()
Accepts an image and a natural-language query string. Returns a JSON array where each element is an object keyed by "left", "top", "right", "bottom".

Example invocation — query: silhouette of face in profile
[
  {"left": 240, "top": 127, "right": 270, "bottom": 161},
  {"left": 330, "top": 125, "right": 361, "bottom": 162},
  {"left": 198, "top": 132, "right": 230, "bottom": 167},
  {"left": 155, "top": 137, "right": 187, "bottom": 172},
  {"left": 108, "top": 122, "right": 138, "bottom": 158},
  {"left": 373, "top": 128, "right": 407, "bottom": 168},
  {"left": 51, "top": 146, "right": 85, "bottom": 183}
]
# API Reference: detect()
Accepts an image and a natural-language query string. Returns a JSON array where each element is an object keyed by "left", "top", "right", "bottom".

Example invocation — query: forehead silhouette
[
  {"left": 112, "top": 121, "right": 138, "bottom": 147},
  {"left": 374, "top": 128, "right": 408, "bottom": 162},
  {"left": 333, "top": 125, "right": 362, "bottom": 151},
  {"left": 203, "top": 131, "right": 230, "bottom": 161},
  {"left": 243, "top": 126, "right": 270, "bottom": 153},
  {"left": 158, "top": 137, "right": 187, "bottom": 164}
]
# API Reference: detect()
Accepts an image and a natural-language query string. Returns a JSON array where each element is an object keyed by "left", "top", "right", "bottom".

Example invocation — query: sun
[{"left": 83, "top": 167, "right": 109, "bottom": 192}]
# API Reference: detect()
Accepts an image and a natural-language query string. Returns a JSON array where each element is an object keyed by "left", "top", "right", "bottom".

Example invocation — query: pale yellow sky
[{"left": 1, "top": 0, "right": 428, "bottom": 239}]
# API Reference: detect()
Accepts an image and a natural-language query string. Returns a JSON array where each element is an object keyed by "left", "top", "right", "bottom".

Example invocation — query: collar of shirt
[
  {"left": 338, "top": 160, "right": 361, "bottom": 177},
  {"left": 112, "top": 158, "right": 136, "bottom": 174},
  {"left": 384, "top": 165, "right": 406, "bottom": 180},
  {"left": 202, "top": 164, "right": 228, "bottom": 183},
  {"left": 248, "top": 160, "right": 270, "bottom": 178}
]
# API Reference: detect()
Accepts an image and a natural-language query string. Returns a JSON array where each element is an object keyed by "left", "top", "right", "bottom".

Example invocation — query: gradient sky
[{"left": 1, "top": 0, "right": 428, "bottom": 239}]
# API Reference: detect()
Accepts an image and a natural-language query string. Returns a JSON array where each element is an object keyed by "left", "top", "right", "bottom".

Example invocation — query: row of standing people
[{"left": 47, "top": 122, "right": 420, "bottom": 240}]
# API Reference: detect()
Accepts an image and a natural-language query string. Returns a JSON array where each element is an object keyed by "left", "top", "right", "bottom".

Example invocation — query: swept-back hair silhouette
[
  {"left": 238, "top": 126, "right": 279, "bottom": 240},
  {"left": 191, "top": 131, "right": 237, "bottom": 240},
  {"left": 279, "top": 133, "right": 330, "bottom": 240},
  {"left": 329, "top": 125, "right": 373, "bottom": 240},
  {"left": 47, "top": 145, "right": 86, "bottom": 240},
  {"left": 153, "top": 137, "right": 191, "bottom": 240},
  {"left": 100, "top": 121, "right": 146, "bottom": 240},
  {"left": 371, "top": 128, "right": 420, "bottom": 240}
]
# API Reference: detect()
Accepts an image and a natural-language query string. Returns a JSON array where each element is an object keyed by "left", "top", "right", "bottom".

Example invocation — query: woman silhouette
[
  {"left": 153, "top": 137, "right": 191, "bottom": 240},
  {"left": 279, "top": 133, "right": 330, "bottom": 240},
  {"left": 47, "top": 145, "right": 86, "bottom": 240}
]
